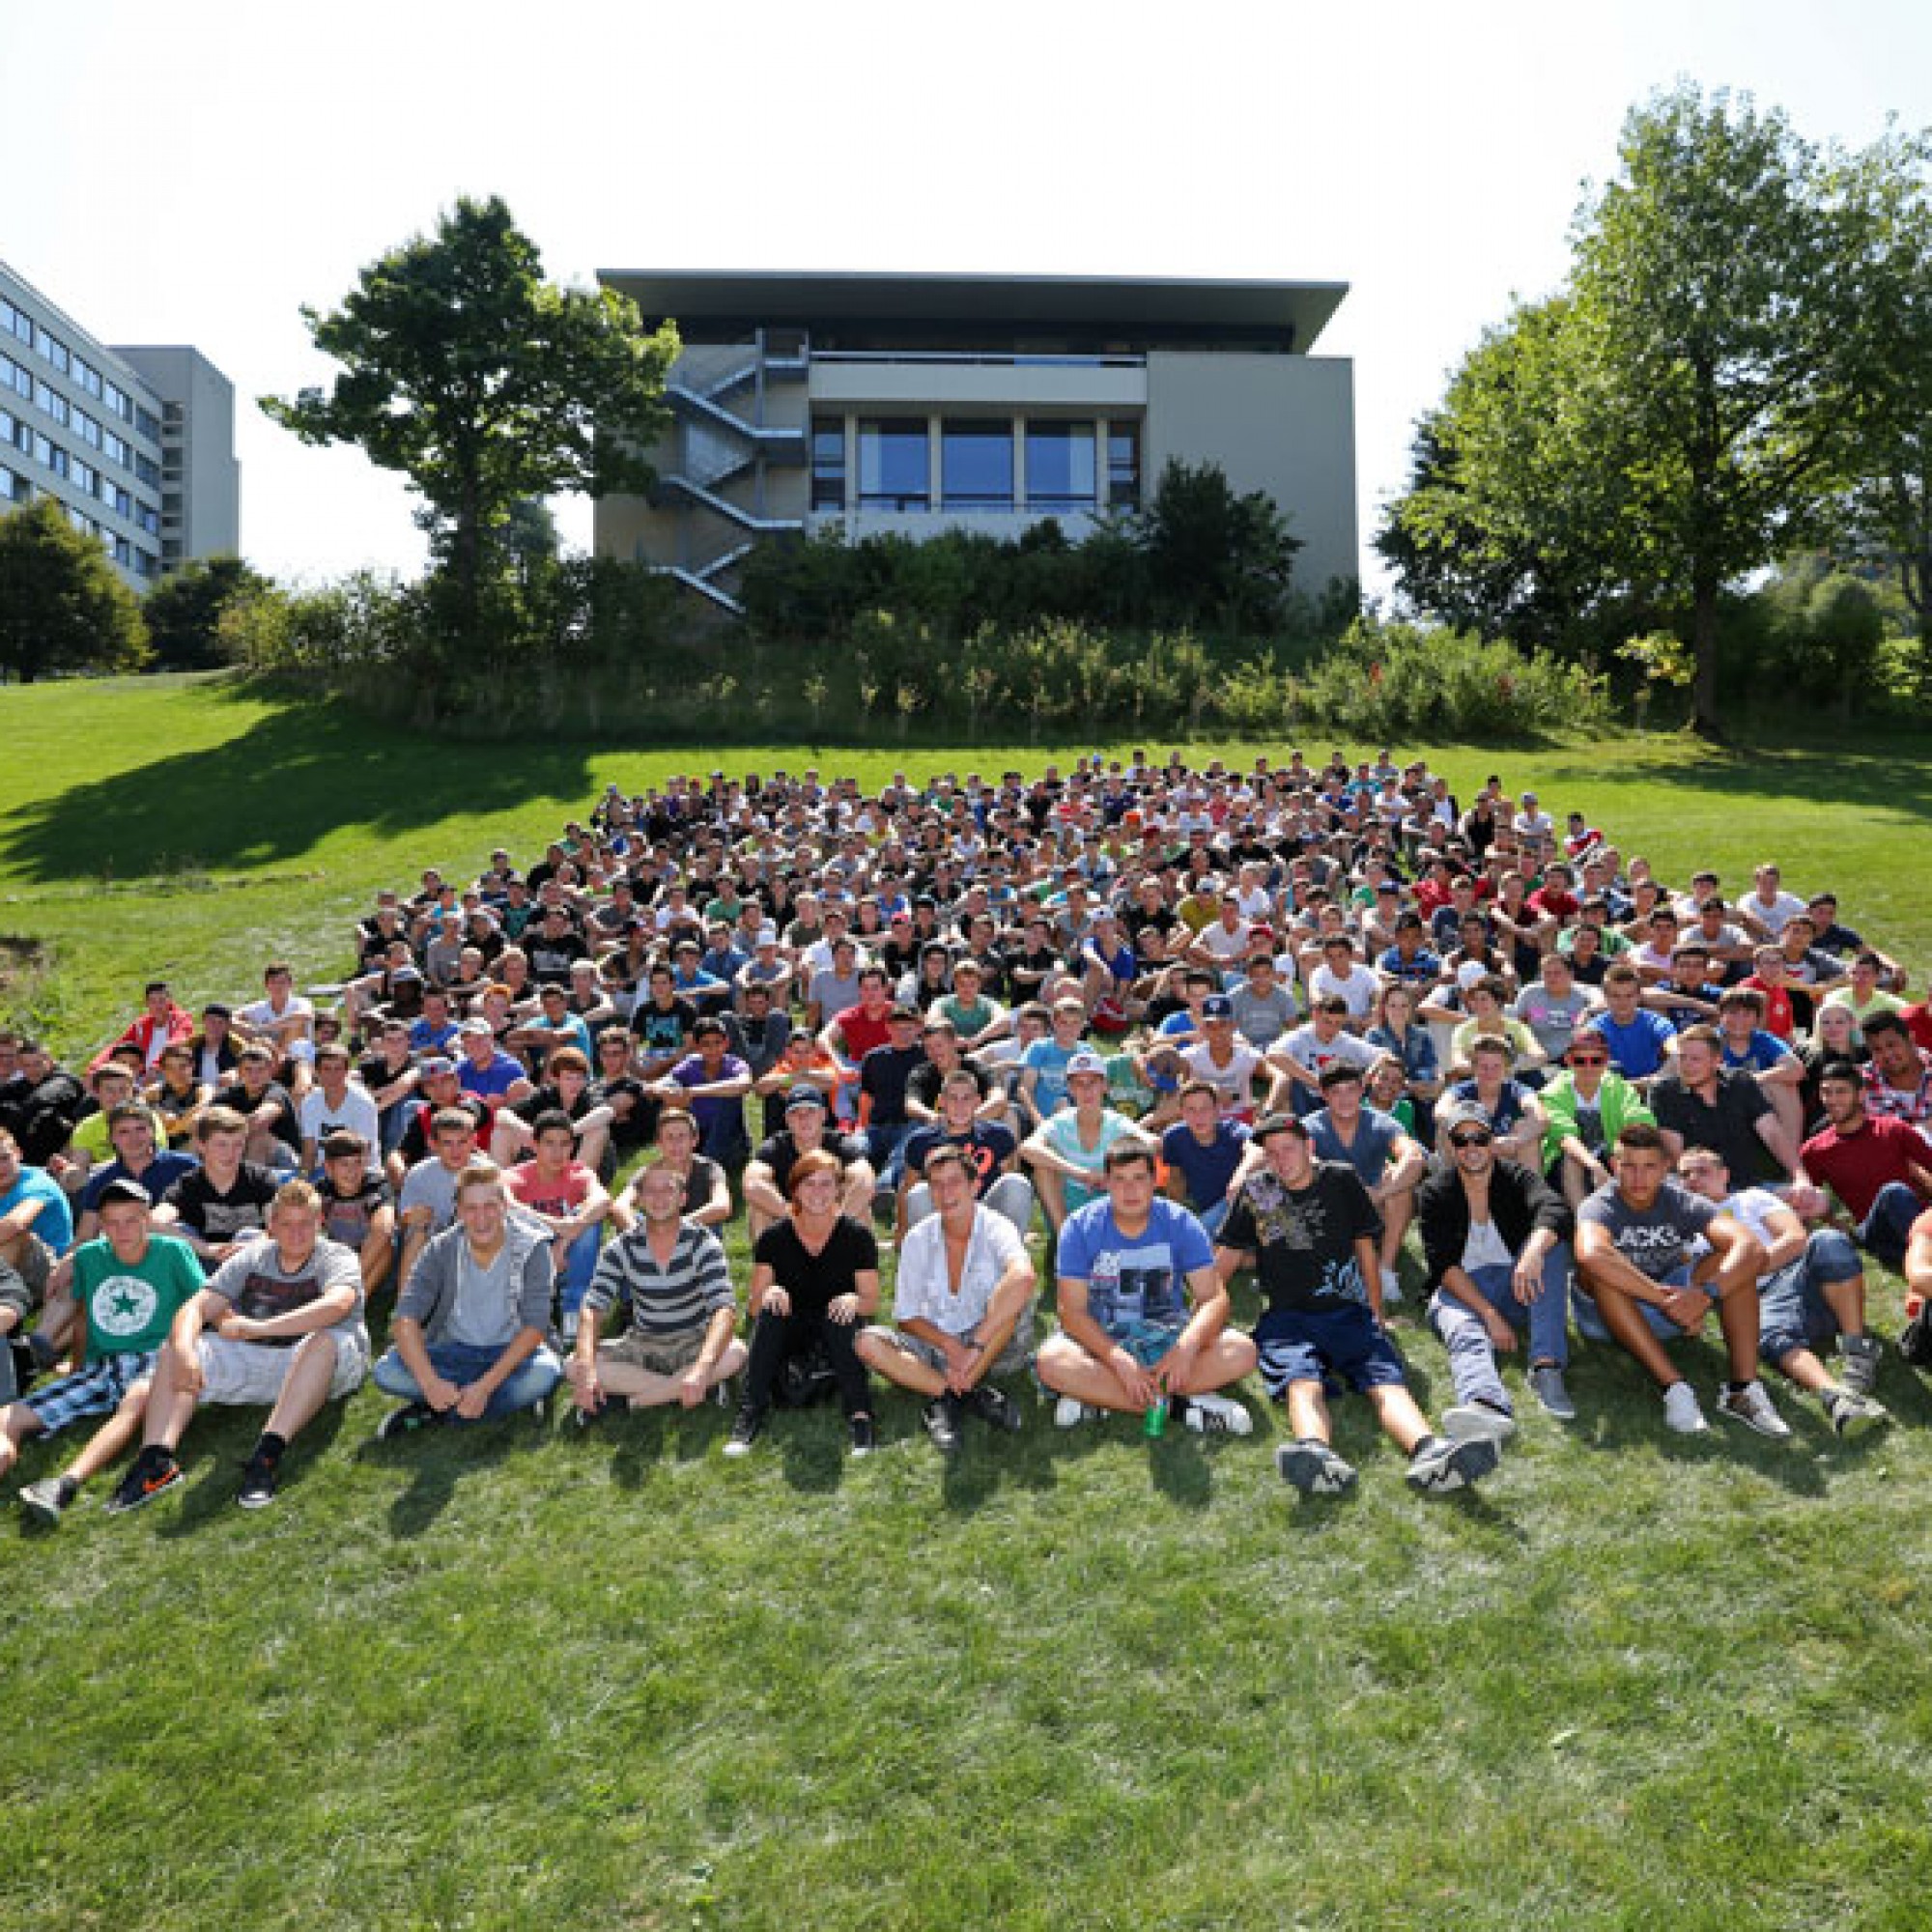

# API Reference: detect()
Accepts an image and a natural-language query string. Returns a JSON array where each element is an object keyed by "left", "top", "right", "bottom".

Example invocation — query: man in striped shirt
[{"left": 565, "top": 1160, "right": 745, "bottom": 1418}]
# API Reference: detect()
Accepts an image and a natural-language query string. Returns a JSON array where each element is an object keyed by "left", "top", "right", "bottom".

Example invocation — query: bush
[{"left": 1296, "top": 617, "right": 1608, "bottom": 738}]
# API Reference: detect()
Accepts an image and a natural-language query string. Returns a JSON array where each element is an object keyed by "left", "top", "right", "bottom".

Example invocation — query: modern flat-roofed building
[
  {"left": 594, "top": 270, "right": 1356, "bottom": 616},
  {"left": 0, "top": 258, "right": 240, "bottom": 590}
]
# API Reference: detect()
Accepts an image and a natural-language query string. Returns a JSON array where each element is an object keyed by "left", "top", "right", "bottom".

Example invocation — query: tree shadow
[
  {"left": 0, "top": 695, "right": 596, "bottom": 884},
  {"left": 1613, "top": 737, "right": 1932, "bottom": 824}
]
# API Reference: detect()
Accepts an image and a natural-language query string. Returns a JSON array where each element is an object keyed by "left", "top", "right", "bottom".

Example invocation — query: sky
[{"left": 7, "top": 0, "right": 1930, "bottom": 596}]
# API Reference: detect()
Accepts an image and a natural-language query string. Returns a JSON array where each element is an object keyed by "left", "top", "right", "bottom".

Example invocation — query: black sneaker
[
  {"left": 18, "top": 1473, "right": 77, "bottom": 1526},
  {"left": 236, "top": 1453, "right": 279, "bottom": 1510},
  {"left": 964, "top": 1382, "right": 1023, "bottom": 1433},
  {"left": 1406, "top": 1433, "right": 1499, "bottom": 1495},
  {"left": 724, "top": 1405, "right": 766, "bottom": 1458},
  {"left": 104, "top": 1450, "right": 182, "bottom": 1516},
  {"left": 8, "top": 1335, "right": 40, "bottom": 1399},
  {"left": 376, "top": 1400, "right": 437, "bottom": 1441},
  {"left": 923, "top": 1396, "right": 963, "bottom": 1454},
  {"left": 848, "top": 1412, "right": 877, "bottom": 1458}
]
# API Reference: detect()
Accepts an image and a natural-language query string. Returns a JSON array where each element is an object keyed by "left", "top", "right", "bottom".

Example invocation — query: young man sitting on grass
[
  {"left": 1214, "top": 1113, "right": 1503, "bottom": 1497},
  {"left": 106, "top": 1178, "right": 368, "bottom": 1514}
]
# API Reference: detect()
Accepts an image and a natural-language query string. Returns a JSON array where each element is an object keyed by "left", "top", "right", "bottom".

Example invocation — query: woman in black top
[{"left": 727, "top": 1150, "right": 881, "bottom": 1457}]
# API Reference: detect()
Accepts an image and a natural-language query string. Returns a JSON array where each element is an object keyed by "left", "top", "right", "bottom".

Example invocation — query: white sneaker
[
  {"left": 1053, "top": 1396, "right": 1093, "bottom": 1429},
  {"left": 1442, "top": 1402, "right": 1517, "bottom": 1448},
  {"left": 1717, "top": 1378, "right": 1792, "bottom": 1439},
  {"left": 1662, "top": 1380, "right": 1709, "bottom": 1435},
  {"left": 1181, "top": 1390, "right": 1254, "bottom": 1436}
]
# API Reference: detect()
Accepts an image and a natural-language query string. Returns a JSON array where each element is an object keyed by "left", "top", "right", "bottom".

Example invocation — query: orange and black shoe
[{"left": 104, "top": 1447, "right": 183, "bottom": 1516}]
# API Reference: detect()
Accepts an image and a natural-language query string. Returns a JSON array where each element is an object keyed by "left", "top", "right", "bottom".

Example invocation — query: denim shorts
[{"left": 1253, "top": 1301, "right": 1406, "bottom": 1397}]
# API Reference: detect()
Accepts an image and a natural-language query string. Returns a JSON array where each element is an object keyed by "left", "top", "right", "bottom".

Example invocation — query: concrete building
[
  {"left": 594, "top": 271, "right": 1356, "bottom": 615},
  {"left": 0, "top": 259, "right": 240, "bottom": 590}
]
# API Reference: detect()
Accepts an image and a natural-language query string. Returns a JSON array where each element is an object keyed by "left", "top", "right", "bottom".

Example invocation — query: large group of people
[{"left": 4, "top": 747, "right": 1930, "bottom": 1521}]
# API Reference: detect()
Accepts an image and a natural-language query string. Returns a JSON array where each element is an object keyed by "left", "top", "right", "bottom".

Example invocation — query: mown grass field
[{"left": 2, "top": 672, "right": 1930, "bottom": 1931}]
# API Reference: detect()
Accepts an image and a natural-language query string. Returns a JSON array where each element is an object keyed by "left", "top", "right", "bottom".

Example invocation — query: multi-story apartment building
[
  {"left": 0, "top": 259, "right": 240, "bottom": 589},
  {"left": 593, "top": 271, "right": 1356, "bottom": 615}
]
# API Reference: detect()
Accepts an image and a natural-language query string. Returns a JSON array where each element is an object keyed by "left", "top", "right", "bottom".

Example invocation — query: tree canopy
[
  {"left": 0, "top": 498, "right": 149, "bottom": 682},
  {"left": 143, "top": 554, "right": 271, "bottom": 670},
  {"left": 1378, "top": 84, "right": 1931, "bottom": 732},
  {"left": 262, "top": 195, "right": 678, "bottom": 633}
]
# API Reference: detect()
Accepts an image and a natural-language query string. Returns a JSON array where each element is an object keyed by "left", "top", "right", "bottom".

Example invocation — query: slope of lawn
[{"left": 1, "top": 671, "right": 1929, "bottom": 1931}]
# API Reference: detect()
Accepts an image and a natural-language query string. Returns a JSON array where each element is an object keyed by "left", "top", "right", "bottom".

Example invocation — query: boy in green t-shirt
[{"left": 3, "top": 1178, "right": 205, "bottom": 1526}]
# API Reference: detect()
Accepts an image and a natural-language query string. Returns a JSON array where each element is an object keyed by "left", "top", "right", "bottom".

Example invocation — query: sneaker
[
  {"left": 848, "top": 1412, "right": 877, "bottom": 1457},
  {"left": 964, "top": 1383, "right": 1023, "bottom": 1433},
  {"left": 17, "top": 1473, "right": 76, "bottom": 1527},
  {"left": 1717, "top": 1378, "right": 1792, "bottom": 1439},
  {"left": 376, "top": 1400, "right": 438, "bottom": 1441},
  {"left": 724, "top": 1406, "right": 766, "bottom": 1458},
  {"left": 103, "top": 1450, "right": 183, "bottom": 1516},
  {"left": 1824, "top": 1387, "right": 1889, "bottom": 1439},
  {"left": 1528, "top": 1363, "right": 1577, "bottom": 1423},
  {"left": 1379, "top": 1266, "right": 1405, "bottom": 1311},
  {"left": 236, "top": 1453, "right": 279, "bottom": 1511},
  {"left": 1053, "top": 1396, "right": 1094, "bottom": 1430},
  {"left": 1275, "top": 1438, "right": 1357, "bottom": 1496},
  {"left": 1442, "top": 1401, "right": 1518, "bottom": 1448},
  {"left": 1406, "top": 1433, "right": 1499, "bottom": 1494},
  {"left": 1838, "top": 1334, "right": 1882, "bottom": 1399},
  {"left": 1662, "top": 1380, "right": 1709, "bottom": 1435},
  {"left": 923, "top": 1396, "right": 963, "bottom": 1454},
  {"left": 1181, "top": 1390, "right": 1254, "bottom": 1436}
]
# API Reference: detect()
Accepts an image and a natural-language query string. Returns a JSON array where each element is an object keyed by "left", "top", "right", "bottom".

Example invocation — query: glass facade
[
  {"left": 810, "top": 415, "right": 845, "bottom": 512},
  {"left": 858, "top": 417, "right": 929, "bottom": 511},
  {"left": 1025, "top": 421, "right": 1096, "bottom": 512},
  {"left": 941, "top": 420, "right": 1013, "bottom": 511},
  {"left": 1108, "top": 423, "right": 1140, "bottom": 508}
]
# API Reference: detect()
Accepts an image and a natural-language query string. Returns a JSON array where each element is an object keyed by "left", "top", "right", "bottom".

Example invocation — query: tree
[
  {"left": 0, "top": 497, "right": 149, "bottom": 682},
  {"left": 143, "top": 554, "right": 272, "bottom": 670},
  {"left": 262, "top": 195, "right": 678, "bottom": 644},
  {"left": 1380, "top": 85, "right": 1920, "bottom": 733},
  {"left": 1134, "top": 459, "right": 1301, "bottom": 633}
]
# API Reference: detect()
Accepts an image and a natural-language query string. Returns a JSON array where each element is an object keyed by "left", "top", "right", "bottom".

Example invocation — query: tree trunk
[{"left": 1690, "top": 570, "right": 1723, "bottom": 739}]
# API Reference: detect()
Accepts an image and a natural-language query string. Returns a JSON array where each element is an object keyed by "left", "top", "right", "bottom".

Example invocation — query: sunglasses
[
  {"left": 1448, "top": 1130, "right": 1493, "bottom": 1150},
  {"left": 1569, "top": 1054, "right": 1608, "bottom": 1066}
]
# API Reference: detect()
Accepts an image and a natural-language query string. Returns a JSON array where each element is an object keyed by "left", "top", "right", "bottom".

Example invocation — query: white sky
[{"left": 7, "top": 0, "right": 1928, "bottom": 596}]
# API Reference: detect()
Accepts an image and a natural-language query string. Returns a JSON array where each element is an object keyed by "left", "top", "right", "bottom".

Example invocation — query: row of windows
[
  {"left": 1, "top": 405, "right": 158, "bottom": 530},
  {"left": 1, "top": 352, "right": 142, "bottom": 473},
  {"left": 0, "top": 471, "right": 161, "bottom": 576},
  {"left": 810, "top": 416, "right": 1141, "bottom": 516},
  {"left": 0, "top": 292, "right": 149, "bottom": 434}
]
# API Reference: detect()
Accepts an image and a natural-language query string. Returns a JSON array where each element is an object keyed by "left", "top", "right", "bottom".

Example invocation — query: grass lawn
[{"left": 2, "top": 673, "right": 1930, "bottom": 1929}]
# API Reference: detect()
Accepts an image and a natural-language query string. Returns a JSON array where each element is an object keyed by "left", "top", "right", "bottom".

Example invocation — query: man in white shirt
[{"left": 856, "top": 1145, "right": 1037, "bottom": 1451}]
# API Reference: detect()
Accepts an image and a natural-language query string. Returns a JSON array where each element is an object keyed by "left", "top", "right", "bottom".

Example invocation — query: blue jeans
[
  {"left": 1759, "top": 1228, "right": 1861, "bottom": 1366},
  {"left": 867, "top": 1122, "right": 914, "bottom": 1191},
  {"left": 1573, "top": 1264, "right": 1710, "bottom": 1345},
  {"left": 1859, "top": 1182, "right": 1921, "bottom": 1271},
  {"left": 556, "top": 1226, "right": 603, "bottom": 1322},
  {"left": 373, "top": 1339, "right": 561, "bottom": 1418},
  {"left": 1427, "top": 1245, "right": 1572, "bottom": 1415}
]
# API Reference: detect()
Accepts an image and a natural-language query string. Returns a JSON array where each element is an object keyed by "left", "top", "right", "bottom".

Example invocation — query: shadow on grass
[
  {"left": 355, "top": 1410, "right": 529, "bottom": 1537},
  {"left": 156, "top": 1402, "right": 351, "bottom": 1537},
  {"left": 1615, "top": 736, "right": 1932, "bottom": 823},
  {"left": 0, "top": 695, "right": 596, "bottom": 885}
]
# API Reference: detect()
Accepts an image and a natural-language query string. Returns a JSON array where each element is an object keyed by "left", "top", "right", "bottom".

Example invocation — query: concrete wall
[
  {"left": 809, "top": 359, "right": 1146, "bottom": 412},
  {"left": 1144, "top": 351, "right": 1358, "bottom": 595},
  {"left": 115, "top": 344, "right": 242, "bottom": 561}
]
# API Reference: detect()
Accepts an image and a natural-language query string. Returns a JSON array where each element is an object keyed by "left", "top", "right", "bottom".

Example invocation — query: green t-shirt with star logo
[{"left": 74, "top": 1233, "right": 205, "bottom": 1357}]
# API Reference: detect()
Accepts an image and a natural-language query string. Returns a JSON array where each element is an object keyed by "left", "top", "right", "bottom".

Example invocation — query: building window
[
  {"left": 810, "top": 415, "right": 845, "bottom": 512},
  {"left": 1025, "top": 420, "right": 1096, "bottom": 512},
  {"left": 858, "top": 417, "right": 928, "bottom": 512},
  {"left": 1108, "top": 423, "right": 1141, "bottom": 508},
  {"left": 942, "top": 420, "right": 1013, "bottom": 512},
  {"left": 0, "top": 468, "right": 14, "bottom": 500}
]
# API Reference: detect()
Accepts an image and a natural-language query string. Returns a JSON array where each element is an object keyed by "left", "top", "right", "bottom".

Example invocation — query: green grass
[{"left": 2, "top": 672, "right": 1931, "bottom": 1929}]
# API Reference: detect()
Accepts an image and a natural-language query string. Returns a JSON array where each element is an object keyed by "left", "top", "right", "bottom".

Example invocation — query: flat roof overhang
[{"left": 597, "top": 270, "right": 1348, "bottom": 354}]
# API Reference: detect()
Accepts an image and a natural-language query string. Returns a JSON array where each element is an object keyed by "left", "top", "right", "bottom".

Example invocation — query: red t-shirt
[
  {"left": 1800, "top": 1116, "right": 1932, "bottom": 1220},
  {"left": 1904, "top": 1003, "right": 1932, "bottom": 1056},
  {"left": 1740, "top": 976, "right": 1796, "bottom": 1041},
  {"left": 832, "top": 1003, "right": 895, "bottom": 1062}
]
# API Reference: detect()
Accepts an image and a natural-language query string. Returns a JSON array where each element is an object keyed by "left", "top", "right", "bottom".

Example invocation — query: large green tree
[
  {"left": 143, "top": 554, "right": 272, "bottom": 669},
  {"left": 1380, "top": 85, "right": 1918, "bottom": 733},
  {"left": 0, "top": 497, "right": 149, "bottom": 682},
  {"left": 262, "top": 195, "right": 678, "bottom": 641}
]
